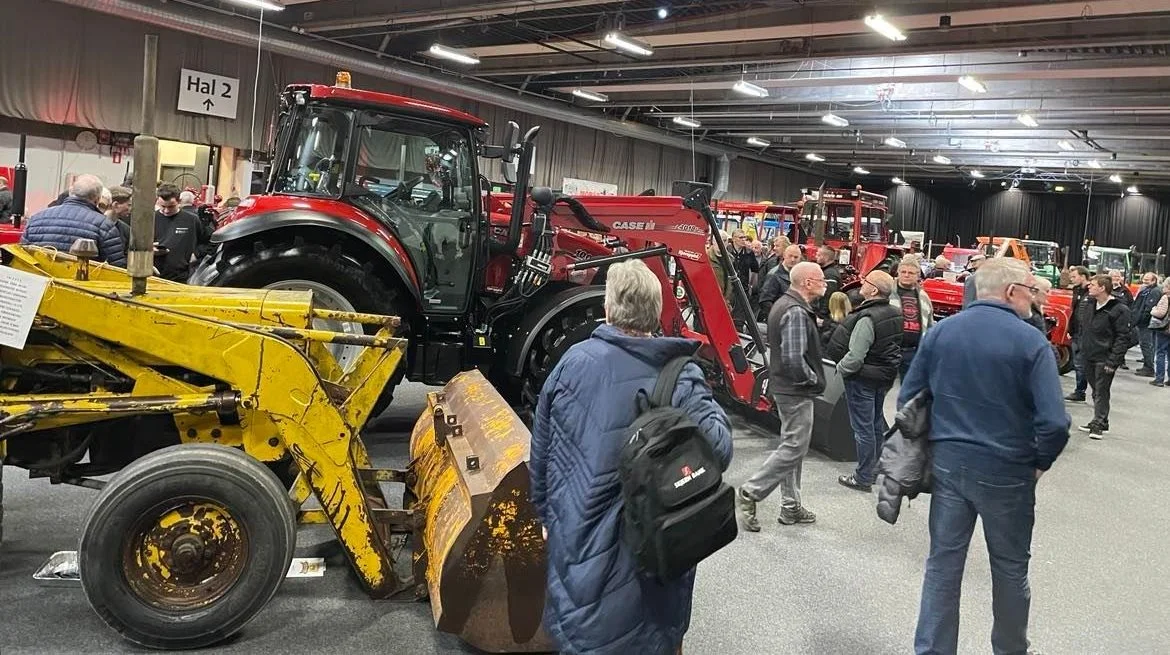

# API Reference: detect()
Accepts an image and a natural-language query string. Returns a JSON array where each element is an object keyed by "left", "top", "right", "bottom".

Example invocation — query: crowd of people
[{"left": 16, "top": 175, "right": 216, "bottom": 282}]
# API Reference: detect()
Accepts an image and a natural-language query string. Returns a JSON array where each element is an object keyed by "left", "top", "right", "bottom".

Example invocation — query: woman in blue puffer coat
[{"left": 531, "top": 259, "right": 733, "bottom": 655}]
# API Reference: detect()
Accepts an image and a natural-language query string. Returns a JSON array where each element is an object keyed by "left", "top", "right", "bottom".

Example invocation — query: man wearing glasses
[
  {"left": 737, "top": 262, "right": 828, "bottom": 530},
  {"left": 1077, "top": 274, "right": 1132, "bottom": 439},
  {"left": 900, "top": 258, "right": 1069, "bottom": 654}
]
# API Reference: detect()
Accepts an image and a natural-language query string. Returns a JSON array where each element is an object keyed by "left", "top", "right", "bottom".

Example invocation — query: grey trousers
[{"left": 741, "top": 394, "right": 815, "bottom": 510}]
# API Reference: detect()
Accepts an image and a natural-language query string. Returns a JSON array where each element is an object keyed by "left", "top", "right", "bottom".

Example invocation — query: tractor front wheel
[
  {"left": 518, "top": 300, "right": 605, "bottom": 411},
  {"left": 1055, "top": 344, "right": 1074, "bottom": 375},
  {"left": 79, "top": 444, "right": 296, "bottom": 650}
]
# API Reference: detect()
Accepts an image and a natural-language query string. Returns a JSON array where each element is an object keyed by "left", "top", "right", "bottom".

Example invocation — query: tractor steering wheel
[{"left": 385, "top": 175, "right": 427, "bottom": 204}]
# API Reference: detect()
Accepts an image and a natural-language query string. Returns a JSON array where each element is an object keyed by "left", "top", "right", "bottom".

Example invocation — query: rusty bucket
[{"left": 408, "top": 370, "right": 553, "bottom": 653}]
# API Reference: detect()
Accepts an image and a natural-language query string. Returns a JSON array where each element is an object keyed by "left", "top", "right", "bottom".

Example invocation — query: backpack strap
[{"left": 649, "top": 356, "right": 693, "bottom": 409}]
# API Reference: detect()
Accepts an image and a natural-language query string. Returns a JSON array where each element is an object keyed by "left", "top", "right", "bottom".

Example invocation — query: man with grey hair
[
  {"left": 531, "top": 259, "right": 731, "bottom": 654},
  {"left": 20, "top": 174, "right": 126, "bottom": 266},
  {"left": 758, "top": 244, "right": 804, "bottom": 317},
  {"left": 1025, "top": 277, "right": 1054, "bottom": 333},
  {"left": 737, "top": 260, "right": 827, "bottom": 529},
  {"left": 892, "top": 256, "right": 935, "bottom": 379},
  {"left": 1132, "top": 272, "right": 1163, "bottom": 376},
  {"left": 900, "top": 257, "right": 1069, "bottom": 654},
  {"left": 178, "top": 189, "right": 197, "bottom": 208}
]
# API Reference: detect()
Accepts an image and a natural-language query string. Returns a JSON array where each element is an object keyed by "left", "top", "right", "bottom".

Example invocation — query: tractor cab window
[
  {"left": 827, "top": 203, "right": 854, "bottom": 241},
  {"left": 1024, "top": 242, "right": 1057, "bottom": 267},
  {"left": 273, "top": 107, "right": 353, "bottom": 197},
  {"left": 861, "top": 207, "right": 885, "bottom": 241},
  {"left": 347, "top": 114, "right": 477, "bottom": 313}
]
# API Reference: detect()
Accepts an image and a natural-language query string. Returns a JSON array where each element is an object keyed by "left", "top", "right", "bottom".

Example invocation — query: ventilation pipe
[{"left": 711, "top": 154, "right": 733, "bottom": 200}]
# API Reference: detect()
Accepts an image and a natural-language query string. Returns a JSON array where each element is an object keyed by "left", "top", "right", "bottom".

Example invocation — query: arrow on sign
[{"left": 202, "top": 98, "right": 215, "bottom": 110}]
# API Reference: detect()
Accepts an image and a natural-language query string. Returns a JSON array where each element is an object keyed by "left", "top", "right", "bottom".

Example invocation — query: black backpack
[{"left": 619, "top": 356, "right": 737, "bottom": 581}]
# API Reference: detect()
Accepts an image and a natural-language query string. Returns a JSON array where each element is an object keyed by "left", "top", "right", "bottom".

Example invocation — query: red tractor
[
  {"left": 190, "top": 77, "right": 772, "bottom": 416},
  {"left": 793, "top": 186, "right": 904, "bottom": 290}
]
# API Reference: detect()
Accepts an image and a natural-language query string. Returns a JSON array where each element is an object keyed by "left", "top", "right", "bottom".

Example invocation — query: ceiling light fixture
[
  {"left": 672, "top": 116, "right": 701, "bottom": 129},
  {"left": 864, "top": 13, "right": 907, "bottom": 41},
  {"left": 1127, "top": 185, "right": 1140, "bottom": 194},
  {"left": 746, "top": 137, "right": 771, "bottom": 148},
  {"left": 884, "top": 136, "right": 906, "bottom": 148},
  {"left": 1017, "top": 113, "right": 1039, "bottom": 128},
  {"left": 892, "top": 176, "right": 907, "bottom": 185},
  {"left": 1054, "top": 185, "right": 1066, "bottom": 192},
  {"left": 853, "top": 166, "right": 870, "bottom": 175},
  {"left": 805, "top": 153, "right": 826, "bottom": 162},
  {"left": 957, "top": 75, "right": 987, "bottom": 93},
  {"left": 970, "top": 170, "right": 985, "bottom": 178},
  {"left": 226, "top": 0, "right": 285, "bottom": 10},
  {"left": 427, "top": 44, "right": 480, "bottom": 65},
  {"left": 1109, "top": 174, "right": 1123, "bottom": 183},
  {"left": 932, "top": 155, "right": 951, "bottom": 165},
  {"left": 822, "top": 113, "right": 849, "bottom": 127},
  {"left": 657, "top": 7, "right": 669, "bottom": 19},
  {"left": 571, "top": 88, "right": 609, "bottom": 102},
  {"left": 603, "top": 32, "right": 654, "bottom": 56},
  {"left": 1022, "top": 166, "right": 1037, "bottom": 173},
  {"left": 1057, "top": 140, "right": 1074, "bottom": 151},
  {"left": 732, "top": 79, "right": 769, "bottom": 98}
]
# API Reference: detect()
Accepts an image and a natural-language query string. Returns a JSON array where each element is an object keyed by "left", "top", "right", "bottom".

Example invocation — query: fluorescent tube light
[
  {"left": 957, "top": 75, "right": 987, "bottom": 93},
  {"left": 571, "top": 88, "right": 609, "bottom": 102},
  {"left": 805, "top": 153, "right": 825, "bottom": 162},
  {"left": 1127, "top": 185, "right": 1139, "bottom": 194},
  {"left": 891, "top": 177, "right": 907, "bottom": 185},
  {"left": 932, "top": 155, "right": 951, "bottom": 165},
  {"left": 428, "top": 44, "right": 480, "bottom": 65},
  {"left": 853, "top": 166, "right": 870, "bottom": 175},
  {"left": 884, "top": 136, "right": 906, "bottom": 148},
  {"left": 746, "top": 137, "right": 771, "bottom": 148},
  {"left": 822, "top": 113, "right": 849, "bottom": 127},
  {"left": 226, "top": 0, "right": 285, "bottom": 10},
  {"left": 970, "top": 170, "right": 985, "bottom": 178},
  {"left": 864, "top": 14, "right": 907, "bottom": 41},
  {"left": 1057, "top": 140, "right": 1074, "bottom": 151},
  {"left": 1017, "top": 113, "right": 1039, "bottom": 128},
  {"left": 603, "top": 32, "right": 653, "bottom": 56},
  {"left": 732, "top": 80, "right": 769, "bottom": 98},
  {"left": 672, "top": 116, "right": 701, "bottom": 129},
  {"left": 1109, "top": 174, "right": 1123, "bottom": 183},
  {"left": 1054, "top": 185, "right": 1065, "bottom": 192},
  {"left": 1022, "top": 166, "right": 1037, "bottom": 173}
]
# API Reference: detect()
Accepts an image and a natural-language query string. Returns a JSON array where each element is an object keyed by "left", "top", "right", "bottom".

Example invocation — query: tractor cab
[
  {"left": 798, "top": 186, "right": 899, "bottom": 282},
  {"left": 1082, "top": 245, "right": 1134, "bottom": 279}
]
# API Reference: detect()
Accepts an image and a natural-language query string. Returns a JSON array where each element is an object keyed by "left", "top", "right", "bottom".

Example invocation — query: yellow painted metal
[{"left": 407, "top": 370, "right": 552, "bottom": 653}]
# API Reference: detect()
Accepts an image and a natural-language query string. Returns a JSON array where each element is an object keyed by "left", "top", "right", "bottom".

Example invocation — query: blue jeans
[
  {"left": 900, "top": 345, "right": 918, "bottom": 380},
  {"left": 916, "top": 463, "right": 1036, "bottom": 655},
  {"left": 843, "top": 379, "right": 890, "bottom": 485},
  {"left": 1155, "top": 331, "right": 1170, "bottom": 384},
  {"left": 1138, "top": 327, "right": 1156, "bottom": 370},
  {"left": 1072, "top": 339, "right": 1087, "bottom": 394}
]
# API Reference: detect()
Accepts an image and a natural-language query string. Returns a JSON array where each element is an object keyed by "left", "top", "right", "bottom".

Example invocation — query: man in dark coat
[
  {"left": 1065, "top": 266, "right": 1092, "bottom": 401},
  {"left": 737, "top": 262, "right": 827, "bottom": 529},
  {"left": 728, "top": 229, "right": 759, "bottom": 311},
  {"left": 531, "top": 259, "right": 732, "bottom": 655},
  {"left": 1077, "top": 274, "right": 1132, "bottom": 438},
  {"left": 827, "top": 270, "right": 902, "bottom": 492},
  {"left": 758, "top": 244, "right": 803, "bottom": 319},
  {"left": 20, "top": 174, "right": 126, "bottom": 266},
  {"left": 1132, "top": 272, "right": 1163, "bottom": 376}
]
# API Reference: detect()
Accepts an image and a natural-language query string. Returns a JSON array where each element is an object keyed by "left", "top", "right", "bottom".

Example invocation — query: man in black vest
[
  {"left": 826, "top": 270, "right": 902, "bottom": 492},
  {"left": 737, "top": 262, "right": 828, "bottom": 530}
]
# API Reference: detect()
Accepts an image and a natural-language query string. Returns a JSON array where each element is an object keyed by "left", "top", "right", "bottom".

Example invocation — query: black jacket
[
  {"left": 825, "top": 298, "right": 903, "bottom": 387},
  {"left": 729, "top": 246, "right": 758, "bottom": 288},
  {"left": 1112, "top": 284, "right": 1134, "bottom": 307},
  {"left": 768, "top": 290, "right": 826, "bottom": 397},
  {"left": 1026, "top": 304, "right": 1049, "bottom": 334},
  {"left": 1077, "top": 296, "right": 1131, "bottom": 368},
  {"left": 0, "top": 189, "right": 12, "bottom": 221},
  {"left": 755, "top": 254, "right": 779, "bottom": 297},
  {"left": 1134, "top": 284, "right": 1164, "bottom": 328},
  {"left": 1069, "top": 284, "right": 1089, "bottom": 338},
  {"left": 758, "top": 264, "right": 792, "bottom": 316},
  {"left": 154, "top": 209, "right": 201, "bottom": 281}
]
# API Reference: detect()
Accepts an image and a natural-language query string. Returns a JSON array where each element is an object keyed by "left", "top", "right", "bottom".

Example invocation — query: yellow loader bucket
[{"left": 408, "top": 370, "right": 553, "bottom": 653}]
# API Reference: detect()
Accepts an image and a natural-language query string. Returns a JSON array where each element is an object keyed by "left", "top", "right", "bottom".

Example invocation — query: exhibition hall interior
[{"left": 0, "top": 1, "right": 1168, "bottom": 653}]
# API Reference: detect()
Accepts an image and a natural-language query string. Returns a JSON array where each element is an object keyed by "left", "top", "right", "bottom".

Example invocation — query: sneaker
[
  {"left": 1077, "top": 421, "right": 1099, "bottom": 433},
  {"left": 778, "top": 505, "right": 816, "bottom": 525},
  {"left": 1136, "top": 368, "right": 1155, "bottom": 378},
  {"left": 837, "top": 474, "right": 872, "bottom": 493},
  {"left": 1089, "top": 427, "right": 1105, "bottom": 440},
  {"left": 1120, "top": 363, "right": 1130, "bottom": 370},
  {"left": 736, "top": 487, "right": 761, "bottom": 532},
  {"left": 1151, "top": 380, "right": 1166, "bottom": 388},
  {"left": 1064, "top": 392, "right": 1086, "bottom": 402}
]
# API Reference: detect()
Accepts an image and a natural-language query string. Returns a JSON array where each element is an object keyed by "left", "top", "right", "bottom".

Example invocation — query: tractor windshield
[
  {"left": 272, "top": 105, "right": 354, "bottom": 197},
  {"left": 1024, "top": 241, "right": 1058, "bottom": 267}
]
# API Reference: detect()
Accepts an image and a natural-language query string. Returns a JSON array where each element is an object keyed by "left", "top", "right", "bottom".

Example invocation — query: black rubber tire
[
  {"left": 1055, "top": 344, "right": 1074, "bottom": 375},
  {"left": 79, "top": 444, "right": 296, "bottom": 650},
  {"left": 210, "top": 242, "right": 411, "bottom": 420},
  {"left": 518, "top": 299, "right": 605, "bottom": 410}
]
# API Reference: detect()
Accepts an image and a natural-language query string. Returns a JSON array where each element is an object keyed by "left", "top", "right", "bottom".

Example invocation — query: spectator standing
[
  {"left": 20, "top": 174, "right": 126, "bottom": 266},
  {"left": 1132, "top": 273, "right": 1162, "bottom": 377},
  {"left": 960, "top": 254, "right": 987, "bottom": 308},
  {"left": 902, "top": 258, "right": 1070, "bottom": 655},
  {"left": 925, "top": 255, "right": 950, "bottom": 279},
  {"left": 728, "top": 229, "right": 759, "bottom": 292},
  {"left": 737, "top": 262, "right": 828, "bottom": 530},
  {"left": 826, "top": 270, "right": 901, "bottom": 492},
  {"left": 817, "top": 245, "right": 843, "bottom": 297},
  {"left": 1078, "top": 274, "right": 1132, "bottom": 439},
  {"left": 707, "top": 231, "right": 734, "bottom": 307},
  {"left": 530, "top": 259, "right": 732, "bottom": 655},
  {"left": 1065, "top": 266, "right": 1092, "bottom": 402},
  {"left": 106, "top": 185, "right": 133, "bottom": 249},
  {"left": 891, "top": 257, "right": 935, "bottom": 378},
  {"left": 179, "top": 189, "right": 197, "bottom": 209},
  {"left": 154, "top": 184, "right": 202, "bottom": 281},
  {"left": 1025, "top": 278, "right": 1053, "bottom": 334},
  {"left": 1109, "top": 268, "right": 1136, "bottom": 370},
  {"left": 758, "top": 245, "right": 804, "bottom": 319},
  {"left": 0, "top": 176, "right": 13, "bottom": 222},
  {"left": 820, "top": 291, "right": 852, "bottom": 345},
  {"left": 1150, "top": 278, "right": 1170, "bottom": 388}
]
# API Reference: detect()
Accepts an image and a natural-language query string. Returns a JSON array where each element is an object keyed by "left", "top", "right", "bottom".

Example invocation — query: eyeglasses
[{"left": 1011, "top": 283, "right": 1041, "bottom": 295}]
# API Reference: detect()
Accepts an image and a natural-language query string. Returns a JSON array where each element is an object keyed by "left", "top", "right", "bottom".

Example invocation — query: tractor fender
[
  {"left": 211, "top": 209, "right": 421, "bottom": 305},
  {"left": 505, "top": 285, "right": 606, "bottom": 378}
]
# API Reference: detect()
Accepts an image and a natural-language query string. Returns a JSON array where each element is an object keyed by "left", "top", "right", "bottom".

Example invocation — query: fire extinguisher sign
[{"left": 177, "top": 68, "right": 240, "bottom": 120}]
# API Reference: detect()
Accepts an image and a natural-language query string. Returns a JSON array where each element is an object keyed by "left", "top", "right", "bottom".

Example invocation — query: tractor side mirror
[{"left": 500, "top": 121, "right": 522, "bottom": 184}]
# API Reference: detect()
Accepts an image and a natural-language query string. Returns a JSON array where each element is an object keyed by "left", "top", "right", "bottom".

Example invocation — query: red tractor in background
[
  {"left": 190, "top": 76, "right": 773, "bottom": 417},
  {"left": 793, "top": 185, "right": 904, "bottom": 291}
]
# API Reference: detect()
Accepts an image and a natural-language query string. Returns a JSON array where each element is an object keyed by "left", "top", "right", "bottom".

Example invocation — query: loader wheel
[
  {"left": 79, "top": 444, "right": 296, "bottom": 650},
  {"left": 210, "top": 242, "right": 411, "bottom": 420},
  {"left": 1055, "top": 344, "right": 1073, "bottom": 375},
  {"left": 520, "top": 301, "right": 605, "bottom": 408}
]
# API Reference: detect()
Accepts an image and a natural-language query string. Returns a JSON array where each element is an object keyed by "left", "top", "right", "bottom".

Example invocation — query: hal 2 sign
[{"left": 177, "top": 68, "right": 240, "bottom": 120}]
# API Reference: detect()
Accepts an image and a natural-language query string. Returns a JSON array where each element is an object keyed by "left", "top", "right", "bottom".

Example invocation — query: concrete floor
[{"left": 2, "top": 352, "right": 1168, "bottom": 654}]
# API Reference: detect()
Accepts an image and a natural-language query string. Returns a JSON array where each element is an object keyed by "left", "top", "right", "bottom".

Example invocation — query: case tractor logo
[{"left": 612, "top": 220, "right": 656, "bottom": 231}]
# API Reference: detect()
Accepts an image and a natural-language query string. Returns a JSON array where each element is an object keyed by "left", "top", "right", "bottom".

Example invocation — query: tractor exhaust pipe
[
  {"left": 10, "top": 135, "right": 28, "bottom": 227},
  {"left": 128, "top": 35, "right": 160, "bottom": 295},
  {"left": 497, "top": 126, "right": 540, "bottom": 254}
]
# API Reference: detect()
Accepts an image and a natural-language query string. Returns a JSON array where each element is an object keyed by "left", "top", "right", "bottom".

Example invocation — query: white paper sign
[
  {"left": 562, "top": 177, "right": 618, "bottom": 196},
  {"left": 0, "top": 267, "right": 49, "bottom": 349},
  {"left": 177, "top": 68, "right": 240, "bottom": 120}
]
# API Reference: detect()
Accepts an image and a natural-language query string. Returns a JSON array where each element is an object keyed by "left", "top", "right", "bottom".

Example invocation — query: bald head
[
  {"left": 783, "top": 245, "right": 804, "bottom": 269},
  {"left": 790, "top": 261, "right": 827, "bottom": 301},
  {"left": 864, "top": 270, "right": 896, "bottom": 297},
  {"left": 69, "top": 174, "right": 104, "bottom": 204}
]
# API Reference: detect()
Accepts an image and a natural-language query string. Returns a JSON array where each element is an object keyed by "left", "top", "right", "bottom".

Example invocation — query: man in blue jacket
[
  {"left": 531, "top": 259, "right": 732, "bottom": 655},
  {"left": 21, "top": 174, "right": 126, "bottom": 267},
  {"left": 900, "top": 258, "right": 1070, "bottom": 655}
]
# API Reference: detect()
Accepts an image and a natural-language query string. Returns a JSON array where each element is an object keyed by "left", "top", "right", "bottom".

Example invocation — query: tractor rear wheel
[
  {"left": 209, "top": 242, "right": 411, "bottom": 421},
  {"left": 518, "top": 299, "right": 605, "bottom": 411},
  {"left": 79, "top": 444, "right": 296, "bottom": 650},
  {"left": 1055, "top": 344, "right": 1074, "bottom": 375}
]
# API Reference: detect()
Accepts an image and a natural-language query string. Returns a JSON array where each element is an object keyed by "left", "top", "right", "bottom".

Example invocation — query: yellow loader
[{"left": 0, "top": 244, "right": 550, "bottom": 652}]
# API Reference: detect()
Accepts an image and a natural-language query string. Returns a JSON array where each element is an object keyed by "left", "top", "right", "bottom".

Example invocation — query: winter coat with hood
[
  {"left": 1134, "top": 282, "right": 1164, "bottom": 329},
  {"left": 531, "top": 323, "right": 732, "bottom": 655}
]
